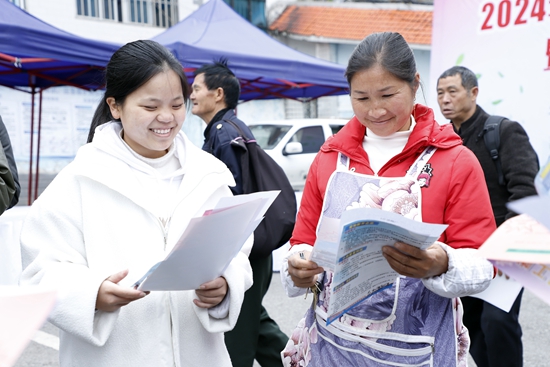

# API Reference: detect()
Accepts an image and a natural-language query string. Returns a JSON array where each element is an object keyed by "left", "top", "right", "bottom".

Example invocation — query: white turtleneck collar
[
  {"left": 119, "top": 130, "right": 182, "bottom": 176},
  {"left": 362, "top": 115, "right": 417, "bottom": 174}
]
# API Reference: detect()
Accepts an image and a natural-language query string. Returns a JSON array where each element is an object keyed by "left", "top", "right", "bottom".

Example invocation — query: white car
[{"left": 247, "top": 118, "right": 348, "bottom": 191}]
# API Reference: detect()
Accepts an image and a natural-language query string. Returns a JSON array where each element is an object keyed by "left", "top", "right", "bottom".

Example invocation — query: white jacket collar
[{"left": 72, "top": 122, "right": 235, "bottom": 213}]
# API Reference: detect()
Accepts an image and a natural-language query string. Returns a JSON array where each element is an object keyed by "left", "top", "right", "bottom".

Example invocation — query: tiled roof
[{"left": 269, "top": 5, "right": 432, "bottom": 45}]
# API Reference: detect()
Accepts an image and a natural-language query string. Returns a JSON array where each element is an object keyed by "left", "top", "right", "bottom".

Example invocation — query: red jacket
[{"left": 291, "top": 104, "right": 496, "bottom": 250}]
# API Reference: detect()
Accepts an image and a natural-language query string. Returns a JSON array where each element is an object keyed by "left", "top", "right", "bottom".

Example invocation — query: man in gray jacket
[
  {"left": 0, "top": 115, "right": 19, "bottom": 214},
  {"left": 437, "top": 66, "right": 539, "bottom": 367}
]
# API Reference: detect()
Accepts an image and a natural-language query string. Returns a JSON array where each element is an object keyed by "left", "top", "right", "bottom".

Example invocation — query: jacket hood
[
  {"left": 70, "top": 122, "right": 234, "bottom": 212},
  {"left": 322, "top": 104, "right": 463, "bottom": 162},
  {"left": 91, "top": 122, "right": 185, "bottom": 179}
]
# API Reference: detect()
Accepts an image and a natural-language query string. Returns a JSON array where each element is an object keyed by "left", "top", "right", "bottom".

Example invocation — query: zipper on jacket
[{"left": 158, "top": 216, "right": 171, "bottom": 251}]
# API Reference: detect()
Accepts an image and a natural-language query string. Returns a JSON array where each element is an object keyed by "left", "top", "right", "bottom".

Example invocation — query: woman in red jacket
[{"left": 280, "top": 32, "right": 496, "bottom": 367}]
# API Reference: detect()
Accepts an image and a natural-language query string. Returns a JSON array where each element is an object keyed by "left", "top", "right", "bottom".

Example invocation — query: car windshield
[{"left": 248, "top": 124, "right": 292, "bottom": 149}]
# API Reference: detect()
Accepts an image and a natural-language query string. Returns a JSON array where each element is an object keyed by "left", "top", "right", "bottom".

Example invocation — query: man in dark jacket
[
  {"left": 437, "top": 66, "right": 539, "bottom": 367},
  {"left": 0, "top": 115, "right": 20, "bottom": 214},
  {"left": 190, "top": 60, "right": 288, "bottom": 367}
]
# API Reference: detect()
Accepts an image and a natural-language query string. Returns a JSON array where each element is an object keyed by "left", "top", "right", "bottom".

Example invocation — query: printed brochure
[{"left": 310, "top": 207, "right": 447, "bottom": 325}]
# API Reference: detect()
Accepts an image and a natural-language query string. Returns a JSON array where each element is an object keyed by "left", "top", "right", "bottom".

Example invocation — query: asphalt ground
[{"left": 13, "top": 269, "right": 550, "bottom": 367}]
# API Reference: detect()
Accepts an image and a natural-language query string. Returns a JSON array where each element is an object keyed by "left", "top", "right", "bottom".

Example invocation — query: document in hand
[
  {"left": 477, "top": 214, "right": 550, "bottom": 306},
  {"left": 134, "top": 190, "right": 279, "bottom": 291},
  {"left": 475, "top": 156, "right": 550, "bottom": 307},
  {"left": 0, "top": 286, "right": 57, "bottom": 367},
  {"left": 310, "top": 207, "right": 448, "bottom": 325}
]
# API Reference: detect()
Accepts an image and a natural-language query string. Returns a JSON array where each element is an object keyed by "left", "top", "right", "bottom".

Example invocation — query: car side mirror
[{"left": 283, "top": 142, "right": 303, "bottom": 155}]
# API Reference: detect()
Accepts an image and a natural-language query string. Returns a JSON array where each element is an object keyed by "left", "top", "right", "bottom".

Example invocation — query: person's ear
[
  {"left": 215, "top": 87, "right": 225, "bottom": 104},
  {"left": 413, "top": 72, "right": 421, "bottom": 94},
  {"left": 106, "top": 97, "right": 120, "bottom": 119},
  {"left": 470, "top": 86, "right": 479, "bottom": 100}
]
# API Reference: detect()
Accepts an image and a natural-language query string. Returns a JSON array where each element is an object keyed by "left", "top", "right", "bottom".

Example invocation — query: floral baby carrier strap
[{"left": 282, "top": 147, "right": 467, "bottom": 367}]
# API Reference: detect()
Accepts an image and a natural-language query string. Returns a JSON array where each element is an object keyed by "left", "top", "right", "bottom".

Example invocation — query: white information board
[{"left": 0, "top": 86, "right": 102, "bottom": 172}]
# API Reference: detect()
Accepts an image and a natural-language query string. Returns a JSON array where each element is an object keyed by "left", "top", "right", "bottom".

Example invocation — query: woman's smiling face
[
  {"left": 107, "top": 68, "right": 186, "bottom": 158},
  {"left": 350, "top": 64, "right": 419, "bottom": 137}
]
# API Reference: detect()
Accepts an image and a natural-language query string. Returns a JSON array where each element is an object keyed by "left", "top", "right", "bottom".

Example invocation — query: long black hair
[{"left": 86, "top": 40, "right": 190, "bottom": 143}]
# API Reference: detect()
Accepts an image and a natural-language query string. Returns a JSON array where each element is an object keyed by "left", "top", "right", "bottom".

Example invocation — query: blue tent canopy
[
  {"left": 0, "top": 0, "right": 120, "bottom": 90},
  {"left": 152, "top": 0, "right": 349, "bottom": 101},
  {"left": 0, "top": 0, "right": 122, "bottom": 204}
]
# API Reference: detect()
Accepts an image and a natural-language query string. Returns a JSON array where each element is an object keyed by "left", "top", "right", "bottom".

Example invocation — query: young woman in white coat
[{"left": 19, "top": 40, "right": 253, "bottom": 367}]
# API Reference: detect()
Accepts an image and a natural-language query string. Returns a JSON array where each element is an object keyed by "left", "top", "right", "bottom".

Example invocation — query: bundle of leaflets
[
  {"left": 310, "top": 207, "right": 447, "bottom": 325},
  {"left": 477, "top": 155, "right": 550, "bottom": 306}
]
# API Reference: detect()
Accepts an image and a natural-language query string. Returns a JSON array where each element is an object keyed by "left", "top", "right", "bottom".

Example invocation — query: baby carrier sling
[{"left": 281, "top": 147, "right": 469, "bottom": 367}]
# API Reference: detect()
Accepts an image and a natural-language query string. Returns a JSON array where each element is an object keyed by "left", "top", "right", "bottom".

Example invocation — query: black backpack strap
[
  {"left": 482, "top": 115, "right": 506, "bottom": 186},
  {"left": 223, "top": 118, "right": 255, "bottom": 148},
  {"left": 222, "top": 119, "right": 246, "bottom": 139}
]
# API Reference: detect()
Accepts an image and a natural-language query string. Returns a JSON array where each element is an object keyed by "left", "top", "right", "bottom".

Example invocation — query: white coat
[{"left": 20, "top": 122, "right": 253, "bottom": 367}]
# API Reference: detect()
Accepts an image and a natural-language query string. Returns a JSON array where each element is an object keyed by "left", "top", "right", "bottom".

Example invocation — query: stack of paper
[
  {"left": 134, "top": 191, "right": 279, "bottom": 291},
  {"left": 476, "top": 155, "right": 550, "bottom": 307},
  {"left": 477, "top": 213, "right": 550, "bottom": 306}
]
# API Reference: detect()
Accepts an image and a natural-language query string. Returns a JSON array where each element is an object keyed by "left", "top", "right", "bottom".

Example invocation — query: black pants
[
  {"left": 461, "top": 289, "right": 524, "bottom": 367},
  {"left": 225, "top": 254, "right": 288, "bottom": 367}
]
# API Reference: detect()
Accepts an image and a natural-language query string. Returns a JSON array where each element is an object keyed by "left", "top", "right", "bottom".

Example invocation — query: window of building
[
  {"left": 154, "top": 0, "right": 177, "bottom": 27},
  {"left": 130, "top": 0, "right": 148, "bottom": 23},
  {"left": 9, "top": 0, "right": 26, "bottom": 9},
  {"left": 75, "top": 0, "right": 176, "bottom": 26},
  {"left": 104, "top": 0, "right": 123, "bottom": 21},
  {"left": 224, "top": 0, "right": 266, "bottom": 29},
  {"left": 76, "top": 0, "right": 122, "bottom": 21},
  {"left": 76, "top": 0, "right": 99, "bottom": 17},
  {"left": 130, "top": 0, "right": 178, "bottom": 27}
]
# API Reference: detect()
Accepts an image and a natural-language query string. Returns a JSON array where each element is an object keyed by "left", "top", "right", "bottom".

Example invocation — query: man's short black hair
[
  {"left": 194, "top": 58, "right": 240, "bottom": 109},
  {"left": 438, "top": 66, "right": 478, "bottom": 92}
]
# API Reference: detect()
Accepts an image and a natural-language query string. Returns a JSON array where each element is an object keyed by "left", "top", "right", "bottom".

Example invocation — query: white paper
[
  {"left": 311, "top": 208, "right": 448, "bottom": 325},
  {"left": 0, "top": 286, "right": 57, "bottom": 367},
  {"left": 136, "top": 191, "right": 279, "bottom": 291},
  {"left": 470, "top": 273, "right": 523, "bottom": 312},
  {"left": 477, "top": 214, "right": 550, "bottom": 307},
  {"left": 491, "top": 261, "right": 550, "bottom": 307},
  {"left": 507, "top": 195, "right": 550, "bottom": 231}
]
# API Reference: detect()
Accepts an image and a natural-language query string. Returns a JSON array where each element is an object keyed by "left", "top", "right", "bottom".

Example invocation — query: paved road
[{"left": 14, "top": 268, "right": 550, "bottom": 366}]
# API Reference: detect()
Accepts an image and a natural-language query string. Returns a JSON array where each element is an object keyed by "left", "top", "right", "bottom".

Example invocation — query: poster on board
[
  {"left": 429, "top": 0, "right": 550, "bottom": 164},
  {"left": 0, "top": 86, "right": 102, "bottom": 172}
]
